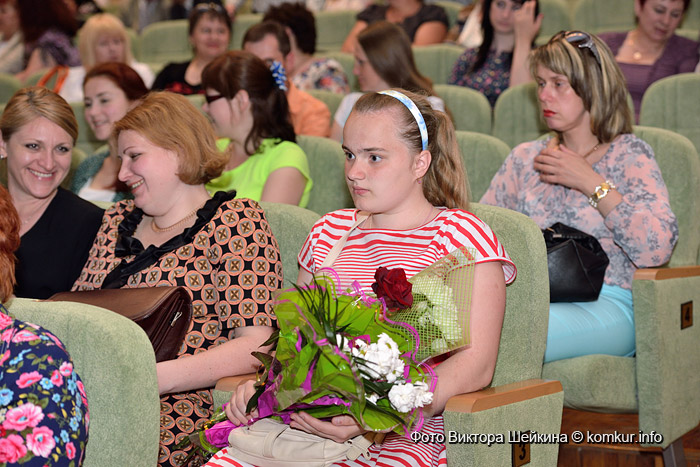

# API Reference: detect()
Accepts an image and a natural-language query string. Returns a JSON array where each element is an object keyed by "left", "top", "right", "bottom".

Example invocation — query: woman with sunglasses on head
[
  {"left": 448, "top": 0, "right": 541, "bottom": 107},
  {"left": 151, "top": 2, "right": 231, "bottom": 95},
  {"left": 206, "top": 88, "right": 516, "bottom": 467},
  {"left": 481, "top": 31, "right": 678, "bottom": 362},
  {"left": 599, "top": 0, "right": 698, "bottom": 122},
  {"left": 201, "top": 50, "right": 312, "bottom": 208}
]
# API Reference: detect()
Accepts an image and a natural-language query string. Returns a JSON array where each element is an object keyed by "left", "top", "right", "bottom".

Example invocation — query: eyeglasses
[
  {"left": 554, "top": 30, "right": 602, "bottom": 67},
  {"left": 205, "top": 93, "right": 224, "bottom": 104}
]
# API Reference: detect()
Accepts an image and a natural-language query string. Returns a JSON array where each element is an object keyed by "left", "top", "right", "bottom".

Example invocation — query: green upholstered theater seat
[
  {"left": 6, "top": 298, "right": 161, "bottom": 467},
  {"left": 435, "top": 83, "right": 492, "bottom": 134},
  {"left": 296, "top": 134, "right": 354, "bottom": 216},
  {"left": 455, "top": 130, "right": 510, "bottom": 201},
  {"left": 640, "top": 73, "right": 700, "bottom": 157},
  {"left": 258, "top": 201, "right": 320, "bottom": 286},
  {"left": 492, "top": 82, "right": 550, "bottom": 149},
  {"left": 140, "top": 19, "right": 192, "bottom": 64},
  {"left": 542, "top": 127, "right": 700, "bottom": 454},
  {"left": 413, "top": 43, "right": 464, "bottom": 86},
  {"left": 0, "top": 72, "right": 22, "bottom": 104},
  {"left": 571, "top": 0, "right": 635, "bottom": 35}
]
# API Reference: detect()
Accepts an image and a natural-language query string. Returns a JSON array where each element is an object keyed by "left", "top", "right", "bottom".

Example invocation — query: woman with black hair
[
  {"left": 448, "top": 0, "right": 541, "bottom": 106},
  {"left": 14, "top": 0, "right": 80, "bottom": 82}
]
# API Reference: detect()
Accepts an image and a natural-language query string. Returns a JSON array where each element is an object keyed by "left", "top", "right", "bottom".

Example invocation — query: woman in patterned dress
[
  {"left": 207, "top": 89, "right": 516, "bottom": 466},
  {"left": 448, "top": 0, "right": 541, "bottom": 106},
  {"left": 0, "top": 184, "right": 90, "bottom": 466},
  {"left": 72, "top": 91, "right": 282, "bottom": 467},
  {"left": 481, "top": 31, "right": 678, "bottom": 362}
]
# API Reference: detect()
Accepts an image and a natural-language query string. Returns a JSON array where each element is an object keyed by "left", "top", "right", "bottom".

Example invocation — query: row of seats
[
  {"left": 2, "top": 73, "right": 697, "bottom": 211},
  {"left": 7, "top": 196, "right": 566, "bottom": 466},
  {"left": 10, "top": 122, "right": 698, "bottom": 465},
  {"left": 68, "top": 0, "right": 700, "bottom": 68}
]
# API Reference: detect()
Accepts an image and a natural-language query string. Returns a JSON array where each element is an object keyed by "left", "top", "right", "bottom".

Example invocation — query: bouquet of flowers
[{"left": 178, "top": 247, "right": 476, "bottom": 461}]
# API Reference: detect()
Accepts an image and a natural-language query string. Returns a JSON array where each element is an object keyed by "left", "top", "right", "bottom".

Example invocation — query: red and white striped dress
[
  {"left": 298, "top": 208, "right": 516, "bottom": 291},
  {"left": 205, "top": 208, "right": 516, "bottom": 467}
]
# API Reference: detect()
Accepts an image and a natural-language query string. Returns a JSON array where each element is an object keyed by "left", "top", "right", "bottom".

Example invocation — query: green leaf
[
  {"left": 251, "top": 351, "right": 274, "bottom": 369},
  {"left": 260, "top": 329, "right": 279, "bottom": 347}
]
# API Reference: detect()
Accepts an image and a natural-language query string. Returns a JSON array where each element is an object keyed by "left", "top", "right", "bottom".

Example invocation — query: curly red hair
[{"left": 0, "top": 184, "right": 20, "bottom": 303}]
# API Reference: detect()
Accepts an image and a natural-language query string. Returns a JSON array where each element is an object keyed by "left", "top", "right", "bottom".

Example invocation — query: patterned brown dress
[{"left": 72, "top": 192, "right": 281, "bottom": 466}]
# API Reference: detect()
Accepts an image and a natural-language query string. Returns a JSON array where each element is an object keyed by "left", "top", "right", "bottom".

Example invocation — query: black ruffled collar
[{"left": 102, "top": 190, "right": 236, "bottom": 289}]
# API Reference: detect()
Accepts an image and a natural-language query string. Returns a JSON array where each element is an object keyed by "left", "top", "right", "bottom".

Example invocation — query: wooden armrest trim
[
  {"left": 634, "top": 265, "right": 700, "bottom": 281},
  {"left": 215, "top": 373, "right": 257, "bottom": 392},
  {"left": 444, "top": 379, "right": 563, "bottom": 414}
]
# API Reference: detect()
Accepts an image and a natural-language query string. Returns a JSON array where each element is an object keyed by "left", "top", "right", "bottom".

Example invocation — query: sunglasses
[
  {"left": 205, "top": 93, "right": 225, "bottom": 104},
  {"left": 193, "top": 2, "right": 226, "bottom": 14},
  {"left": 554, "top": 30, "right": 602, "bottom": 67}
]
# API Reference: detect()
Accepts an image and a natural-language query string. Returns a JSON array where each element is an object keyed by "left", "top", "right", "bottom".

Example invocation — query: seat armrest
[
  {"left": 215, "top": 377, "right": 564, "bottom": 412},
  {"left": 632, "top": 265, "right": 700, "bottom": 445},
  {"left": 445, "top": 379, "right": 563, "bottom": 413},
  {"left": 634, "top": 265, "right": 700, "bottom": 281}
]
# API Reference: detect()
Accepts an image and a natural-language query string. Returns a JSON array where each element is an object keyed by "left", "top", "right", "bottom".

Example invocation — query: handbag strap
[
  {"left": 37, "top": 65, "right": 69, "bottom": 93},
  {"left": 320, "top": 211, "right": 369, "bottom": 269},
  {"left": 262, "top": 423, "right": 290, "bottom": 458},
  {"left": 346, "top": 432, "right": 377, "bottom": 461}
]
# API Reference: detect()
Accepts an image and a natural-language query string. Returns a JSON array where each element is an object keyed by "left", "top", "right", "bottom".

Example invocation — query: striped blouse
[{"left": 298, "top": 208, "right": 516, "bottom": 291}]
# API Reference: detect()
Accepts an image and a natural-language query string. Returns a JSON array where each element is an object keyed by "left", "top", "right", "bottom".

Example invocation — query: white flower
[
  {"left": 388, "top": 381, "right": 434, "bottom": 412},
  {"left": 430, "top": 338, "right": 448, "bottom": 354},
  {"left": 388, "top": 383, "right": 416, "bottom": 413},
  {"left": 411, "top": 276, "right": 462, "bottom": 342},
  {"left": 352, "top": 333, "right": 405, "bottom": 382},
  {"left": 413, "top": 381, "right": 434, "bottom": 407},
  {"left": 366, "top": 393, "right": 379, "bottom": 404},
  {"left": 335, "top": 333, "right": 350, "bottom": 353}
]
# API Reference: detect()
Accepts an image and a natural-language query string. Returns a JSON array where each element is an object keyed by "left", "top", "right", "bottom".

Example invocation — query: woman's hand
[
  {"left": 509, "top": 0, "right": 542, "bottom": 86},
  {"left": 513, "top": 0, "right": 542, "bottom": 45},
  {"left": 534, "top": 141, "right": 602, "bottom": 194},
  {"left": 290, "top": 413, "right": 366, "bottom": 444},
  {"left": 224, "top": 379, "right": 258, "bottom": 426}
]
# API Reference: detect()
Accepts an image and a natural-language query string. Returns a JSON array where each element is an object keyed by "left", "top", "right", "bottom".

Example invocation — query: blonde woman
[
  {"left": 1, "top": 87, "right": 103, "bottom": 299},
  {"left": 482, "top": 31, "right": 678, "bottom": 362},
  {"left": 59, "top": 13, "right": 154, "bottom": 103}
]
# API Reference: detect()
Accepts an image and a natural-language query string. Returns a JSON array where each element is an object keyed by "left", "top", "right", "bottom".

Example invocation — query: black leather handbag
[{"left": 543, "top": 223, "right": 610, "bottom": 302}]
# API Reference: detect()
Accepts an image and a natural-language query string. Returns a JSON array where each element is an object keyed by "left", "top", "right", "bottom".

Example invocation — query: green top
[{"left": 206, "top": 138, "right": 313, "bottom": 208}]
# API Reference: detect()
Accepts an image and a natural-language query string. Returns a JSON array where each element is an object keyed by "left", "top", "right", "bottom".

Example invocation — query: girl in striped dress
[{"left": 207, "top": 89, "right": 516, "bottom": 467}]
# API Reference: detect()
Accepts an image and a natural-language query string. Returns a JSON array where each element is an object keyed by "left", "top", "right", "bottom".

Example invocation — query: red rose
[{"left": 372, "top": 267, "right": 413, "bottom": 310}]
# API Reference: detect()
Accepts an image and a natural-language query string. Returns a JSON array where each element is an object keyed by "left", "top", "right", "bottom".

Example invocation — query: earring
[
  {"left": 417, "top": 178, "right": 422, "bottom": 184},
  {"left": 0, "top": 153, "right": 5, "bottom": 159}
]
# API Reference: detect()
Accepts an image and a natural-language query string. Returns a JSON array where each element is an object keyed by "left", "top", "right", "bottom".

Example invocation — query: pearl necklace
[{"left": 151, "top": 207, "right": 200, "bottom": 233}]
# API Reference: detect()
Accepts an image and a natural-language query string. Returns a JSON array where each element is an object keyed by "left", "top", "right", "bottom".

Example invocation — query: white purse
[{"left": 226, "top": 418, "right": 375, "bottom": 467}]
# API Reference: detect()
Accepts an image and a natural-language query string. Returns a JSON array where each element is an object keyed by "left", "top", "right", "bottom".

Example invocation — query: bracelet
[{"left": 588, "top": 180, "right": 616, "bottom": 208}]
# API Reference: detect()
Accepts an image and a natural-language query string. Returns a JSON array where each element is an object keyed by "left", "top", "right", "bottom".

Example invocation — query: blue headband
[
  {"left": 377, "top": 90, "right": 428, "bottom": 150},
  {"left": 269, "top": 61, "right": 288, "bottom": 91}
]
